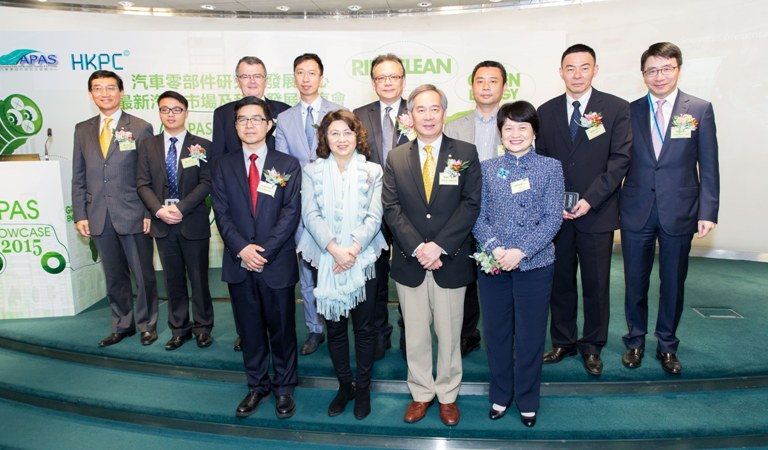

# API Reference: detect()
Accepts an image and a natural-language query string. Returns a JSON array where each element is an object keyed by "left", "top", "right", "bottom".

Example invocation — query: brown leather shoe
[
  {"left": 439, "top": 402, "right": 460, "bottom": 426},
  {"left": 403, "top": 400, "right": 433, "bottom": 423}
]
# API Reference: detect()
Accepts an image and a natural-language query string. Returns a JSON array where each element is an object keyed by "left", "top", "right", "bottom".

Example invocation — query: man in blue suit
[
  {"left": 211, "top": 96, "right": 302, "bottom": 418},
  {"left": 274, "top": 53, "right": 345, "bottom": 355},
  {"left": 619, "top": 42, "right": 719, "bottom": 375}
]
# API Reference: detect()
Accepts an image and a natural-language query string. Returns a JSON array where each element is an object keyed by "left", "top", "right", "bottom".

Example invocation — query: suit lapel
[
  {"left": 406, "top": 140, "right": 428, "bottom": 205},
  {"left": 292, "top": 105, "right": 312, "bottom": 159},
  {"left": 395, "top": 100, "right": 410, "bottom": 146},
  {"left": 153, "top": 134, "right": 168, "bottom": 189},
  {"left": 107, "top": 113, "right": 130, "bottom": 160},
  {"left": 566, "top": 91, "right": 602, "bottom": 160},
  {"left": 88, "top": 116, "right": 103, "bottom": 160},
  {"left": 466, "top": 114, "right": 476, "bottom": 145},
  {"left": 177, "top": 133, "right": 192, "bottom": 188},
  {"left": 255, "top": 148, "right": 278, "bottom": 217},
  {"left": 428, "top": 137, "right": 451, "bottom": 204},
  {"left": 228, "top": 151, "right": 250, "bottom": 211},
  {"left": 635, "top": 98, "right": 654, "bottom": 162},
  {"left": 658, "top": 91, "right": 689, "bottom": 162},
  {"left": 368, "top": 103, "right": 384, "bottom": 163},
  {"left": 554, "top": 94, "right": 573, "bottom": 154}
]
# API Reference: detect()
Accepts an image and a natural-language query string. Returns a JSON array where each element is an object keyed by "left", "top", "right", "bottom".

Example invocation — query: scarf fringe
[{"left": 315, "top": 263, "right": 376, "bottom": 321}]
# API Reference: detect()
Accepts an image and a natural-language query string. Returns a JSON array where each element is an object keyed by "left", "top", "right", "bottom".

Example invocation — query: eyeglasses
[
  {"left": 373, "top": 74, "right": 404, "bottom": 84},
  {"left": 159, "top": 107, "right": 185, "bottom": 115},
  {"left": 643, "top": 66, "right": 678, "bottom": 78},
  {"left": 328, "top": 130, "right": 356, "bottom": 139},
  {"left": 236, "top": 74, "right": 266, "bottom": 81},
  {"left": 236, "top": 116, "right": 268, "bottom": 125},
  {"left": 91, "top": 85, "right": 120, "bottom": 94}
]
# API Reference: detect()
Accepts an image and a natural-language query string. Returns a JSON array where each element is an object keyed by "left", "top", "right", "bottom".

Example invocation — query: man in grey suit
[
  {"left": 444, "top": 60, "right": 507, "bottom": 356},
  {"left": 275, "top": 53, "right": 345, "bottom": 355},
  {"left": 72, "top": 70, "right": 159, "bottom": 347},
  {"left": 353, "top": 53, "right": 410, "bottom": 360}
]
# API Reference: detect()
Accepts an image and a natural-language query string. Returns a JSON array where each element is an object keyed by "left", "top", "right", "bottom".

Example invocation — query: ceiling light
[
  {"left": 117, "top": 1, "right": 133, "bottom": 6},
  {"left": 37, "top": 0, "right": 47, "bottom": 2},
  {"left": 489, "top": 0, "right": 503, "bottom": 2},
  {"left": 417, "top": 1, "right": 432, "bottom": 7},
  {"left": 276, "top": 5, "right": 290, "bottom": 11},
  {"left": 200, "top": 4, "right": 215, "bottom": 9},
  {"left": 347, "top": 4, "right": 361, "bottom": 11}
]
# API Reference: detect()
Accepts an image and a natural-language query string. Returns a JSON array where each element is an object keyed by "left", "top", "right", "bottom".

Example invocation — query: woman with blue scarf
[{"left": 297, "top": 110, "right": 387, "bottom": 420}]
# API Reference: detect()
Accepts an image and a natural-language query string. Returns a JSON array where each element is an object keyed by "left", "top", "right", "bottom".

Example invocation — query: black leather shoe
[
  {"left": 622, "top": 348, "right": 644, "bottom": 369},
  {"left": 235, "top": 390, "right": 268, "bottom": 417},
  {"left": 328, "top": 382, "right": 355, "bottom": 417},
  {"left": 140, "top": 331, "right": 158, "bottom": 346},
  {"left": 300, "top": 333, "right": 325, "bottom": 356},
  {"left": 233, "top": 336, "right": 242, "bottom": 352},
  {"left": 520, "top": 413, "right": 537, "bottom": 427},
  {"left": 583, "top": 353, "right": 603, "bottom": 376},
  {"left": 98, "top": 330, "right": 135, "bottom": 347},
  {"left": 656, "top": 350, "right": 682, "bottom": 374},
  {"left": 353, "top": 386, "right": 371, "bottom": 420},
  {"left": 276, "top": 394, "right": 296, "bottom": 419},
  {"left": 196, "top": 333, "right": 213, "bottom": 348},
  {"left": 164, "top": 335, "right": 190, "bottom": 351},
  {"left": 489, "top": 407, "right": 507, "bottom": 420},
  {"left": 460, "top": 331, "right": 481, "bottom": 357},
  {"left": 543, "top": 346, "right": 577, "bottom": 364}
]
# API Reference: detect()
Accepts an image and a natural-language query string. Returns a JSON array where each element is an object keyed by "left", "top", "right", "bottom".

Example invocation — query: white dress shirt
[
  {"left": 649, "top": 88, "right": 679, "bottom": 135},
  {"left": 163, "top": 130, "right": 187, "bottom": 167},
  {"left": 379, "top": 98, "right": 401, "bottom": 124},
  {"left": 243, "top": 144, "right": 267, "bottom": 177},
  {"left": 301, "top": 97, "right": 323, "bottom": 129},
  {"left": 99, "top": 109, "right": 122, "bottom": 133},
  {"left": 566, "top": 87, "right": 593, "bottom": 123}
]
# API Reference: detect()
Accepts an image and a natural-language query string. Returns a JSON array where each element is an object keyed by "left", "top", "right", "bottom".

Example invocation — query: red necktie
[{"left": 248, "top": 153, "right": 260, "bottom": 215}]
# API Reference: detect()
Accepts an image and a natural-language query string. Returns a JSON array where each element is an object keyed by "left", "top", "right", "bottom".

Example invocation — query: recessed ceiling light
[
  {"left": 417, "top": 1, "right": 432, "bottom": 7},
  {"left": 200, "top": 4, "right": 215, "bottom": 9},
  {"left": 276, "top": 5, "right": 290, "bottom": 11},
  {"left": 117, "top": 1, "right": 133, "bottom": 7},
  {"left": 37, "top": 0, "right": 47, "bottom": 3},
  {"left": 347, "top": 4, "right": 361, "bottom": 11},
  {"left": 489, "top": 0, "right": 502, "bottom": 2}
]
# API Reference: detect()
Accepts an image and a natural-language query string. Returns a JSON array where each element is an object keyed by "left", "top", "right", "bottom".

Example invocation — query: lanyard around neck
[{"left": 647, "top": 93, "right": 666, "bottom": 145}]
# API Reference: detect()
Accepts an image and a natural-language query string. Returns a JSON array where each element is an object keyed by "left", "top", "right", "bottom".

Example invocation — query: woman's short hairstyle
[
  {"left": 497, "top": 101, "right": 540, "bottom": 137},
  {"left": 316, "top": 110, "right": 370, "bottom": 159}
]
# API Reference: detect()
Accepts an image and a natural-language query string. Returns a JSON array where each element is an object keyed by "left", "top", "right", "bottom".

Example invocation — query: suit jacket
[
  {"left": 444, "top": 111, "right": 502, "bottom": 162},
  {"left": 274, "top": 97, "right": 346, "bottom": 167},
  {"left": 72, "top": 111, "right": 153, "bottom": 236},
  {"left": 210, "top": 97, "right": 290, "bottom": 167},
  {"left": 382, "top": 135, "right": 481, "bottom": 288},
  {"left": 536, "top": 88, "right": 632, "bottom": 233},
  {"left": 353, "top": 99, "right": 410, "bottom": 167},
  {"left": 211, "top": 143, "right": 301, "bottom": 289},
  {"left": 136, "top": 132, "right": 212, "bottom": 240},
  {"left": 619, "top": 90, "right": 719, "bottom": 235}
]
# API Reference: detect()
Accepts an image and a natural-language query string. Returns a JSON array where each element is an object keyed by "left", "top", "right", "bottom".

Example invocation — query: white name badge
[
  {"left": 510, "top": 178, "right": 531, "bottom": 194},
  {"left": 585, "top": 124, "right": 606, "bottom": 140},
  {"left": 257, "top": 182, "right": 277, "bottom": 197},
  {"left": 119, "top": 140, "right": 136, "bottom": 151},
  {"left": 438, "top": 173, "right": 459, "bottom": 186},
  {"left": 181, "top": 157, "right": 199, "bottom": 168},
  {"left": 670, "top": 127, "right": 692, "bottom": 139}
]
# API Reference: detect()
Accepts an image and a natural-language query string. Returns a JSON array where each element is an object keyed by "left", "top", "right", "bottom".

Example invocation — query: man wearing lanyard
[{"left": 619, "top": 42, "right": 719, "bottom": 374}]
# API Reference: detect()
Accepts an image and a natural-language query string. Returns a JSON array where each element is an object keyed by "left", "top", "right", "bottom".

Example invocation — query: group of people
[{"left": 70, "top": 41, "right": 719, "bottom": 428}]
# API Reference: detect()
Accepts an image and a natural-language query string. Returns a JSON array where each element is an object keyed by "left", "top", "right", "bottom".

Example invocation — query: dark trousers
[
  {"left": 92, "top": 213, "right": 158, "bottom": 333},
  {"left": 228, "top": 272, "right": 298, "bottom": 395},
  {"left": 621, "top": 202, "right": 692, "bottom": 353},
  {"left": 372, "top": 248, "right": 394, "bottom": 346},
  {"left": 155, "top": 225, "right": 213, "bottom": 337},
  {"left": 549, "top": 220, "right": 613, "bottom": 355},
  {"left": 462, "top": 281, "right": 480, "bottom": 339},
  {"left": 478, "top": 264, "right": 553, "bottom": 413},
  {"left": 326, "top": 276, "right": 378, "bottom": 390}
]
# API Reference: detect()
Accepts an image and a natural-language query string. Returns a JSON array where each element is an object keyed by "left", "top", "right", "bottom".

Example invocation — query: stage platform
[{"left": 0, "top": 255, "right": 767, "bottom": 448}]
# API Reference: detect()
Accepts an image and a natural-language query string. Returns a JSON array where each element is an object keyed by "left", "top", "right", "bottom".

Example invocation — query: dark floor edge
[
  {"left": 3, "top": 336, "right": 768, "bottom": 396},
  {"left": 1, "top": 388, "right": 767, "bottom": 450}
]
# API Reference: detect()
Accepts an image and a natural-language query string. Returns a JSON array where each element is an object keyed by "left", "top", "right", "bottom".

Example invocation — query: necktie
[
  {"left": 99, "top": 117, "right": 112, "bottom": 157},
  {"left": 652, "top": 99, "right": 666, "bottom": 159},
  {"left": 166, "top": 137, "right": 179, "bottom": 199},
  {"left": 305, "top": 105, "right": 315, "bottom": 153},
  {"left": 422, "top": 144, "right": 435, "bottom": 203},
  {"left": 382, "top": 106, "right": 394, "bottom": 162},
  {"left": 248, "top": 153, "right": 260, "bottom": 215},
  {"left": 569, "top": 100, "right": 581, "bottom": 141}
]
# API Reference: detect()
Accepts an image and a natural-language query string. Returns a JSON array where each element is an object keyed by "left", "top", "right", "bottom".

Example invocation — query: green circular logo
[
  {"left": 3, "top": 94, "right": 43, "bottom": 136},
  {"left": 0, "top": 253, "right": 6, "bottom": 275},
  {"left": 41, "top": 251, "right": 66, "bottom": 274}
]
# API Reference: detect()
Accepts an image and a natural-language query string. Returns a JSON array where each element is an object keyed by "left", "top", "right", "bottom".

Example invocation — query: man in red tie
[{"left": 211, "top": 96, "right": 302, "bottom": 419}]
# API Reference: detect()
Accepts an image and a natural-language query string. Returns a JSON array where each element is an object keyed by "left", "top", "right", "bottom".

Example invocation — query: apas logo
[{"left": 0, "top": 49, "right": 58, "bottom": 71}]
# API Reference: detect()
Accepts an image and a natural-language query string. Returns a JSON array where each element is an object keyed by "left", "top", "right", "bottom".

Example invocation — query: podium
[{"left": 0, "top": 160, "right": 104, "bottom": 319}]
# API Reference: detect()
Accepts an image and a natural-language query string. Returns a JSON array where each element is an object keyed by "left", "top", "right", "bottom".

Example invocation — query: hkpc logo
[
  {"left": 0, "top": 49, "right": 59, "bottom": 71},
  {"left": 0, "top": 94, "right": 44, "bottom": 155}
]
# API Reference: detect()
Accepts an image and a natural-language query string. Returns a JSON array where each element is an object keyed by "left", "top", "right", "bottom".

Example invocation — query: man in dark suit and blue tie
[
  {"left": 537, "top": 44, "right": 631, "bottom": 376},
  {"left": 137, "top": 90, "right": 214, "bottom": 351},
  {"left": 210, "top": 56, "right": 290, "bottom": 352},
  {"left": 620, "top": 42, "right": 719, "bottom": 374}
]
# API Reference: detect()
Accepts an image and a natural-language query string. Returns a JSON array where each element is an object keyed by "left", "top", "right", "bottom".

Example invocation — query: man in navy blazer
[
  {"left": 619, "top": 42, "right": 719, "bottom": 375},
  {"left": 210, "top": 56, "right": 290, "bottom": 352},
  {"left": 211, "top": 96, "right": 302, "bottom": 418},
  {"left": 274, "top": 53, "right": 345, "bottom": 356}
]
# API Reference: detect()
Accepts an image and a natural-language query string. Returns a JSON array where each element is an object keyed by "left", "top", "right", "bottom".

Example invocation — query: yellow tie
[
  {"left": 422, "top": 144, "right": 435, "bottom": 202},
  {"left": 100, "top": 117, "right": 113, "bottom": 157}
]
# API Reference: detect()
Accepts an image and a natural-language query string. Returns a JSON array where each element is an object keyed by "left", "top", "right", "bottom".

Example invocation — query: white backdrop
[{"left": 1, "top": 0, "right": 766, "bottom": 259}]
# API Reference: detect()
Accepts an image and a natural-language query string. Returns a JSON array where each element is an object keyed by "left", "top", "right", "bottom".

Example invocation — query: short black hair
[
  {"left": 641, "top": 42, "right": 683, "bottom": 71},
  {"left": 471, "top": 60, "right": 507, "bottom": 85},
  {"left": 157, "top": 90, "right": 188, "bottom": 109},
  {"left": 560, "top": 44, "right": 596, "bottom": 65},
  {"left": 293, "top": 53, "right": 324, "bottom": 76},
  {"left": 88, "top": 70, "right": 123, "bottom": 91},
  {"left": 236, "top": 56, "right": 266, "bottom": 73},
  {"left": 497, "top": 101, "right": 539, "bottom": 137},
  {"left": 233, "top": 96, "right": 273, "bottom": 122},
  {"left": 370, "top": 53, "right": 405, "bottom": 79}
]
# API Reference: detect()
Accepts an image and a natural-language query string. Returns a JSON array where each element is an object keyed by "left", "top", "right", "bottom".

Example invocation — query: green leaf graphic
[{"left": 0, "top": 49, "right": 39, "bottom": 66}]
